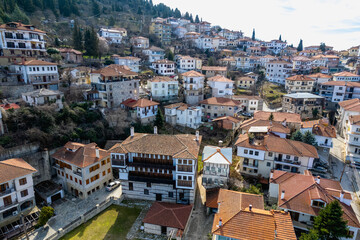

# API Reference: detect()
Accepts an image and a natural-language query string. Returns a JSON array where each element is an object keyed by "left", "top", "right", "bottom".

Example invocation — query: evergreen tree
[
  {"left": 9, "top": 4, "right": 30, "bottom": 24},
  {"left": 268, "top": 112, "right": 274, "bottom": 121},
  {"left": 195, "top": 15, "right": 200, "bottom": 23},
  {"left": 320, "top": 42, "right": 326, "bottom": 52},
  {"left": 165, "top": 49, "right": 174, "bottom": 61},
  {"left": 137, "top": 7, "right": 142, "bottom": 15},
  {"left": 279, "top": 35, "right": 282, "bottom": 41},
  {"left": 297, "top": 39, "right": 303, "bottom": 52},
  {"left": 184, "top": 12, "right": 190, "bottom": 20},
  {"left": 291, "top": 130, "right": 303, "bottom": 141},
  {"left": 174, "top": 8, "right": 181, "bottom": 18},
  {"left": 252, "top": 28, "right": 255, "bottom": 41},
  {"left": 302, "top": 130, "right": 316, "bottom": 146},
  {"left": 23, "top": 0, "right": 36, "bottom": 13},
  {"left": 300, "top": 201, "right": 350, "bottom": 240},
  {"left": 208, "top": 56, "right": 216, "bottom": 66},
  {"left": 108, "top": 16, "right": 115, "bottom": 27},
  {"left": 54, "top": 37, "right": 60, "bottom": 47},
  {"left": 58, "top": 0, "right": 71, "bottom": 17},
  {"left": 312, "top": 108, "right": 319, "bottom": 119},
  {"left": 72, "top": 22, "right": 83, "bottom": 51},
  {"left": 154, "top": 108, "right": 164, "bottom": 129},
  {"left": 189, "top": 13, "right": 194, "bottom": 23},
  {"left": 92, "top": 0, "right": 101, "bottom": 16}
]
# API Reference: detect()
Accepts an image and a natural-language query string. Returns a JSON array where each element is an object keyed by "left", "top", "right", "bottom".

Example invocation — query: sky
[{"left": 153, "top": 0, "right": 360, "bottom": 50}]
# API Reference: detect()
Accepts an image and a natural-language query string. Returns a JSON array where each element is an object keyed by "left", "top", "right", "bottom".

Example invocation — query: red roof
[
  {"left": 143, "top": 202, "right": 192, "bottom": 230},
  {"left": 121, "top": 98, "right": 159, "bottom": 108},
  {"left": 0, "top": 103, "right": 20, "bottom": 110}
]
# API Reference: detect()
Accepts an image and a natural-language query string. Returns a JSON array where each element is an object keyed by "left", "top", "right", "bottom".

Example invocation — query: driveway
[{"left": 23, "top": 185, "right": 122, "bottom": 240}]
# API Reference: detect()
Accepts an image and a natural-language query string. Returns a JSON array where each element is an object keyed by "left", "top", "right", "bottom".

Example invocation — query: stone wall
[{"left": 0, "top": 84, "right": 33, "bottom": 99}]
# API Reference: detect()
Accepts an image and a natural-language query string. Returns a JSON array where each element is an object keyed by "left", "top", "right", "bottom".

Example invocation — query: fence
[{"left": 44, "top": 195, "right": 124, "bottom": 240}]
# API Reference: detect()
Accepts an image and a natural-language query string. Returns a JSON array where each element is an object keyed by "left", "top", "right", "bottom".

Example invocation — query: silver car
[{"left": 106, "top": 180, "right": 121, "bottom": 191}]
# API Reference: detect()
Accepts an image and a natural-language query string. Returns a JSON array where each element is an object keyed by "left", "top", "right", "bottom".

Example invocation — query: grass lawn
[
  {"left": 60, "top": 205, "right": 141, "bottom": 240},
  {"left": 198, "top": 155, "right": 203, "bottom": 173},
  {"left": 262, "top": 82, "right": 286, "bottom": 106}
]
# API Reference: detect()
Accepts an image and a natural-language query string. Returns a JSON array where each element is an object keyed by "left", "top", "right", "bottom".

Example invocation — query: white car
[{"left": 106, "top": 181, "right": 121, "bottom": 191}]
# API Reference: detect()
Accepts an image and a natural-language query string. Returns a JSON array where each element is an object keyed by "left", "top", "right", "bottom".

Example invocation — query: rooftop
[
  {"left": 0, "top": 158, "right": 37, "bottom": 184},
  {"left": 284, "top": 93, "right": 324, "bottom": 99},
  {"left": 208, "top": 75, "right": 233, "bottom": 83},
  {"left": 202, "top": 146, "right": 232, "bottom": 165},
  {"left": 240, "top": 119, "right": 290, "bottom": 134},
  {"left": 254, "top": 111, "right": 301, "bottom": 123},
  {"left": 339, "top": 98, "right": 360, "bottom": 112},
  {"left": 286, "top": 75, "right": 314, "bottom": 81},
  {"left": 200, "top": 97, "right": 240, "bottom": 107},
  {"left": 121, "top": 98, "right": 159, "bottom": 108}
]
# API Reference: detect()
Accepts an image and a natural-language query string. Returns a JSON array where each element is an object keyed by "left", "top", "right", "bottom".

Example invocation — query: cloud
[
  {"left": 282, "top": 6, "right": 296, "bottom": 12},
  {"left": 323, "top": 27, "right": 360, "bottom": 34}
]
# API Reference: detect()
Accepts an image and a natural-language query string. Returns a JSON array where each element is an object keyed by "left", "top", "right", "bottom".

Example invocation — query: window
[
  {"left": 108, "top": 168, "right": 111, "bottom": 173},
  {"left": 86, "top": 179, "right": 89, "bottom": 185},
  {"left": 312, "top": 200, "right": 325, "bottom": 208},
  {"left": 249, "top": 150, "right": 254, "bottom": 155},
  {"left": 70, "top": 176, "right": 73, "bottom": 181},
  {"left": 268, "top": 152, "right": 273, "bottom": 157},
  {"left": 244, "top": 149, "right": 248, "bottom": 154},
  {"left": 266, "top": 162, "right": 271, "bottom": 167},
  {"left": 75, "top": 178, "right": 78, "bottom": 183},
  {"left": 294, "top": 157, "right": 299, "bottom": 161},
  {"left": 89, "top": 164, "right": 100, "bottom": 172},
  {"left": 101, "top": 160, "right": 106, "bottom": 166},
  {"left": 129, "top": 182, "right": 133, "bottom": 191},
  {"left": 147, "top": 182, "right": 151, "bottom": 188},
  {"left": 286, "top": 155, "right": 291, "bottom": 159},
  {"left": 79, "top": 180, "right": 82, "bottom": 185},
  {"left": 168, "top": 192, "right": 173, "bottom": 198},
  {"left": 103, "top": 171, "right": 106, "bottom": 176},
  {"left": 19, "top": 178, "right": 27, "bottom": 185},
  {"left": 255, "top": 151, "right": 259, "bottom": 156},
  {"left": 21, "top": 189, "right": 28, "bottom": 197},
  {"left": 66, "top": 174, "right": 68, "bottom": 179},
  {"left": 144, "top": 189, "right": 149, "bottom": 195}
]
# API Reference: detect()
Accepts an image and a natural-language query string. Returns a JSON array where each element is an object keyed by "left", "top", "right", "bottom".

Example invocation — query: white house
[
  {"left": 174, "top": 26, "right": 187, "bottom": 38},
  {"left": 232, "top": 95, "right": 263, "bottom": 113},
  {"left": 345, "top": 115, "right": 360, "bottom": 168},
  {"left": 164, "top": 102, "right": 202, "bottom": 129},
  {"left": 175, "top": 55, "right": 202, "bottom": 73},
  {"left": 121, "top": 98, "right": 159, "bottom": 124},
  {"left": 130, "top": 36, "right": 149, "bottom": 49},
  {"left": 264, "top": 39, "right": 287, "bottom": 55},
  {"left": 292, "top": 56, "right": 312, "bottom": 73},
  {"left": 337, "top": 99, "right": 360, "bottom": 138},
  {"left": 207, "top": 75, "right": 234, "bottom": 98},
  {"left": 308, "top": 73, "right": 332, "bottom": 91},
  {"left": 142, "top": 46, "right": 165, "bottom": 63},
  {"left": 99, "top": 28, "right": 126, "bottom": 44},
  {"left": 151, "top": 59, "right": 175, "bottom": 76},
  {"left": 112, "top": 55, "right": 141, "bottom": 72},
  {"left": 300, "top": 119, "right": 336, "bottom": 148},
  {"left": 333, "top": 72, "right": 360, "bottom": 82},
  {"left": 182, "top": 70, "right": 205, "bottom": 105},
  {"left": 202, "top": 143, "right": 232, "bottom": 188},
  {"left": 195, "top": 35, "right": 214, "bottom": 50},
  {"left": 319, "top": 81, "right": 360, "bottom": 104},
  {"left": 22, "top": 88, "right": 64, "bottom": 110},
  {"left": 10, "top": 59, "right": 59, "bottom": 90},
  {"left": 147, "top": 76, "right": 178, "bottom": 101},
  {"left": 285, "top": 75, "right": 315, "bottom": 93},
  {"left": 265, "top": 60, "right": 293, "bottom": 84},
  {"left": 0, "top": 158, "right": 37, "bottom": 227}
]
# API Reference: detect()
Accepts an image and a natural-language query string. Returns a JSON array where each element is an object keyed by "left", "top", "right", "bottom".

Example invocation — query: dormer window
[{"left": 312, "top": 200, "right": 325, "bottom": 208}]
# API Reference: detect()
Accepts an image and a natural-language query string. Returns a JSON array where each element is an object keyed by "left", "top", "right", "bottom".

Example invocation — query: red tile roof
[
  {"left": 121, "top": 98, "right": 159, "bottom": 108},
  {"left": 338, "top": 99, "right": 360, "bottom": 112},
  {"left": 0, "top": 103, "right": 20, "bottom": 110},
  {"left": 208, "top": 75, "right": 234, "bottom": 83},
  {"left": 200, "top": 97, "right": 240, "bottom": 107},
  {"left": 16, "top": 60, "right": 57, "bottom": 66},
  {"left": 286, "top": 75, "right": 314, "bottom": 81},
  {"left": 240, "top": 119, "right": 290, "bottom": 134},
  {"left": 181, "top": 70, "right": 204, "bottom": 77},
  {"left": 0, "top": 158, "right": 37, "bottom": 184},
  {"left": 254, "top": 111, "right": 301, "bottom": 123}
]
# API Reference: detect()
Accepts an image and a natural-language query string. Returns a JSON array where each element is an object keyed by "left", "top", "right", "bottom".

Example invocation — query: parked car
[
  {"left": 241, "top": 112, "right": 253, "bottom": 117},
  {"left": 106, "top": 181, "right": 120, "bottom": 191}
]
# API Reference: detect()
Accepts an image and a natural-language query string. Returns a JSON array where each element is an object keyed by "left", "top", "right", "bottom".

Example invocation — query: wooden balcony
[
  {"left": 128, "top": 171, "right": 175, "bottom": 185},
  {"left": 177, "top": 165, "right": 192, "bottom": 172},
  {"left": 129, "top": 157, "right": 175, "bottom": 170},
  {"left": 177, "top": 180, "right": 192, "bottom": 187}
]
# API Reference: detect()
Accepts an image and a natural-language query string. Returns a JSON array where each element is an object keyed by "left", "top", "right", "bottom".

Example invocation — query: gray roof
[
  {"left": 22, "top": 88, "right": 63, "bottom": 97},
  {"left": 284, "top": 93, "right": 324, "bottom": 99}
]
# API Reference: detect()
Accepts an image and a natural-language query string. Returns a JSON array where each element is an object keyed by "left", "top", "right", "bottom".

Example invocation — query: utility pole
[{"left": 21, "top": 213, "right": 29, "bottom": 240}]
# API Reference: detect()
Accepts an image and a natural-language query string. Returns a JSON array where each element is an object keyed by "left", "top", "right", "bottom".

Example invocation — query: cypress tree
[
  {"left": 302, "top": 130, "right": 316, "bottom": 146},
  {"left": 195, "top": 15, "right": 200, "bottom": 23},
  {"left": 252, "top": 28, "right": 255, "bottom": 41},
  {"left": 72, "top": 22, "right": 83, "bottom": 51},
  {"left": 279, "top": 35, "right": 282, "bottom": 41},
  {"left": 92, "top": 0, "right": 101, "bottom": 16},
  {"left": 291, "top": 130, "right": 303, "bottom": 141},
  {"left": 297, "top": 39, "right": 303, "bottom": 51}
]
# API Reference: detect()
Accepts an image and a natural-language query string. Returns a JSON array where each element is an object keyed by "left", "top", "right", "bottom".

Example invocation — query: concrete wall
[{"left": 0, "top": 84, "right": 33, "bottom": 99}]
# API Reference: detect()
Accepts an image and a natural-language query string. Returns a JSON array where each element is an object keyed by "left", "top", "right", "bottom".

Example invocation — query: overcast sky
[{"left": 153, "top": 0, "right": 360, "bottom": 50}]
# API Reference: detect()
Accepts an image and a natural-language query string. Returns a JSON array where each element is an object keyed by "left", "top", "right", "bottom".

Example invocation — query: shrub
[{"left": 37, "top": 206, "right": 55, "bottom": 227}]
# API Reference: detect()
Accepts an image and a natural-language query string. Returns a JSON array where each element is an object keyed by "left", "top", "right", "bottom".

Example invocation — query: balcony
[
  {"left": 128, "top": 171, "right": 174, "bottom": 185},
  {"left": 0, "top": 188, "right": 15, "bottom": 197},
  {"left": 243, "top": 162, "right": 258, "bottom": 169},
  {"left": 319, "top": 142, "right": 333, "bottom": 148},
  {"left": 112, "top": 159, "right": 126, "bottom": 166},
  {"left": 275, "top": 157, "right": 301, "bottom": 166},
  {"left": 177, "top": 180, "right": 192, "bottom": 187},
  {"left": 177, "top": 165, "right": 192, "bottom": 172},
  {"left": 0, "top": 200, "right": 18, "bottom": 212},
  {"left": 129, "top": 157, "right": 175, "bottom": 170},
  {"left": 73, "top": 171, "right": 82, "bottom": 177}
]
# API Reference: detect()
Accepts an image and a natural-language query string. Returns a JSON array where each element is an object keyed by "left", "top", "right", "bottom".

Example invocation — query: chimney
[
  {"left": 154, "top": 126, "right": 158, "bottom": 134},
  {"left": 95, "top": 148, "right": 100, "bottom": 158},
  {"left": 130, "top": 127, "right": 134, "bottom": 137},
  {"left": 316, "top": 176, "right": 320, "bottom": 184},
  {"left": 218, "top": 140, "right": 223, "bottom": 147},
  {"left": 249, "top": 204, "right": 252, "bottom": 211},
  {"left": 270, "top": 169, "right": 274, "bottom": 179},
  {"left": 340, "top": 191, "right": 345, "bottom": 203},
  {"left": 218, "top": 217, "right": 222, "bottom": 227},
  {"left": 281, "top": 190, "right": 285, "bottom": 200},
  {"left": 196, "top": 131, "right": 200, "bottom": 141}
]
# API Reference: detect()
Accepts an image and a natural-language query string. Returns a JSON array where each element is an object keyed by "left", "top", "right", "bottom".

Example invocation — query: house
[
  {"left": 164, "top": 102, "right": 202, "bottom": 129},
  {"left": 234, "top": 54, "right": 250, "bottom": 71},
  {"left": 235, "top": 76, "right": 255, "bottom": 89},
  {"left": 111, "top": 55, "right": 141, "bottom": 73},
  {"left": 348, "top": 46, "right": 360, "bottom": 57},
  {"left": 195, "top": 35, "right": 214, "bottom": 50},
  {"left": 22, "top": 88, "right": 64, "bottom": 110},
  {"left": 219, "top": 57, "right": 237, "bottom": 70},
  {"left": 345, "top": 115, "right": 360, "bottom": 168},
  {"left": 235, "top": 133, "right": 318, "bottom": 178},
  {"left": 175, "top": 55, "right": 202, "bottom": 73},
  {"left": 269, "top": 170, "right": 360, "bottom": 239},
  {"left": 142, "top": 46, "right": 165, "bottom": 63},
  {"left": 201, "top": 66, "right": 227, "bottom": 78},
  {"left": 0, "top": 22, "right": 46, "bottom": 61},
  {"left": 300, "top": 119, "right": 336, "bottom": 148},
  {"left": 182, "top": 70, "right": 205, "bottom": 105},
  {"left": 333, "top": 72, "right": 360, "bottom": 82},
  {"left": 67, "top": 66, "right": 91, "bottom": 86},
  {"left": 58, "top": 48, "right": 83, "bottom": 64},
  {"left": 0, "top": 158, "right": 37, "bottom": 227},
  {"left": 90, "top": 65, "right": 140, "bottom": 108},
  {"left": 202, "top": 144, "right": 232, "bottom": 188},
  {"left": 265, "top": 60, "right": 293, "bottom": 84},
  {"left": 174, "top": 26, "right": 187, "bottom": 38},
  {"left": 292, "top": 56, "right": 312, "bottom": 73},
  {"left": 264, "top": 39, "right": 287, "bottom": 55},
  {"left": 254, "top": 111, "right": 302, "bottom": 130},
  {"left": 240, "top": 118, "right": 290, "bottom": 138},
  {"left": 207, "top": 75, "right": 234, "bottom": 98},
  {"left": 285, "top": 75, "right": 315, "bottom": 93},
  {"left": 34, "top": 180, "right": 64, "bottom": 205},
  {"left": 200, "top": 97, "right": 241, "bottom": 120},
  {"left": 9, "top": 60, "right": 59, "bottom": 90},
  {"left": 52, "top": 142, "right": 112, "bottom": 199},
  {"left": 211, "top": 188, "right": 296, "bottom": 240},
  {"left": 149, "top": 20, "right": 171, "bottom": 45},
  {"left": 282, "top": 93, "right": 325, "bottom": 119},
  {"left": 319, "top": 81, "right": 360, "bottom": 107},
  {"left": 212, "top": 116, "right": 242, "bottom": 131},
  {"left": 143, "top": 202, "right": 192, "bottom": 239},
  {"left": 99, "top": 28, "right": 126, "bottom": 44},
  {"left": 121, "top": 98, "right": 159, "bottom": 124},
  {"left": 307, "top": 73, "right": 332, "bottom": 91},
  {"left": 147, "top": 76, "right": 178, "bottom": 101},
  {"left": 151, "top": 59, "right": 175, "bottom": 76},
  {"left": 130, "top": 36, "right": 149, "bottom": 49},
  {"left": 337, "top": 99, "right": 360, "bottom": 138},
  {"left": 232, "top": 95, "right": 263, "bottom": 113},
  {"left": 108, "top": 129, "right": 202, "bottom": 204}
]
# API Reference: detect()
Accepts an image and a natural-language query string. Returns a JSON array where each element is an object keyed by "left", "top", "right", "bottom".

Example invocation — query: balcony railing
[
  {"left": 275, "top": 158, "right": 301, "bottom": 165},
  {"left": 128, "top": 171, "right": 174, "bottom": 184},
  {"left": 177, "top": 180, "right": 192, "bottom": 187},
  {"left": 0, "top": 200, "right": 18, "bottom": 211},
  {"left": 0, "top": 188, "right": 15, "bottom": 197},
  {"left": 177, "top": 165, "right": 192, "bottom": 172},
  {"left": 128, "top": 157, "right": 175, "bottom": 170},
  {"left": 73, "top": 171, "right": 82, "bottom": 177}
]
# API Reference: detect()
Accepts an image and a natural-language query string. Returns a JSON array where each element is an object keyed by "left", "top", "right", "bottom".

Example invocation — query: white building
[
  {"left": 300, "top": 119, "right": 336, "bottom": 148},
  {"left": 234, "top": 54, "right": 250, "bottom": 71},
  {"left": 202, "top": 144, "right": 232, "bottom": 188},
  {"left": 346, "top": 115, "right": 360, "bottom": 168},
  {"left": 174, "top": 26, "right": 187, "bottom": 38},
  {"left": 0, "top": 158, "right": 37, "bottom": 227},
  {"left": 264, "top": 39, "right": 287, "bottom": 55},
  {"left": 130, "top": 36, "right": 149, "bottom": 49},
  {"left": 337, "top": 99, "right": 360, "bottom": 139},
  {"left": 265, "top": 60, "right": 293, "bottom": 84},
  {"left": 10, "top": 59, "right": 59, "bottom": 90},
  {"left": 182, "top": 70, "right": 205, "bottom": 105},
  {"left": 292, "top": 56, "right": 312, "bottom": 73},
  {"left": 175, "top": 55, "right": 202, "bottom": 73},
  {"left": 121, "top": 98, "right": 159, "bottom": 124},
  {"left": 333, "top": 72, "right": 360, "bottom": 82},
  {"left": 99, "top": 28, "right": 126, "bottom": 44},
  {"left": 195, "top": 35, "right": 214, "bottom": 50},
  {"left": 151, "top": 59, "right": 175, "bottom": 76},
  {"left": 22, "top": 88, "right": 64, "bottom": 110},
  {"left": 142, "top": 46, "right": 165, "bottom": 63},
  {"left": 319, "top": 81, "right": 360, "bottom": 104},
  {"left": 207, "top": 75, "right": 234, "bottom": 98},
  {"left": 147, "top": 76, "right": 178, "bottom": 101},
  {"left": 164, "top": 102, "right": 202, "bottom": 129},
  {"left": 285, "top": 75, "right": 315, "bottom": 93},
  {"left": 232, "top": 95, "right": 263, "bottom": 113},
  {"left": 112, "top": 55, "right": 141, "bottom": 72},
  {"left": 307, "top": 73, "right": 332, "bottom": 91}
]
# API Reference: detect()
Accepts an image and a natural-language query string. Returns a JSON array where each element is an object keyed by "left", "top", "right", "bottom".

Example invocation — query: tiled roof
[
  {"left": 202, "top": 66, "right": 227, "bottom": 71},
  {"left": 0, "top": 158, "right": 37, "bottom": 184},
  {"left": 92, "top": 64, "right": 137, "bottom": 77},
  {"left": 150, "top": 76, "right": 177, "bottom": 82},
  {"left": 58, "top": 48, "right": 82, "bottom": 55},
  {"left": 0, "top": 22, "right": 45, "bottom": 33},
  {"left": 212, "top": 116, "right": 242, "bottom": 124},
  {"left": 286, "top": 75, "right": 314, "bottom": 81},
  {"left": 164, "top": 102, "right": 188, "bottom": 109},
  {"left": 121, "top": 98, "right": 159, "bottom": 108},
  {"left": 271, "top": 170, "right": 359, "bottom": 228},
  {"left": 208, "top": 75, "right": 233, "bottom": 83},
  {"left": 109, "top": 133, "right": 202, "bottom": 159},
  {"left": 202, "top": 146, "right": 232, "bottom": 164},
  {"left": 338, "top": 99, "right": 360, "bottom": 112},
  {"left": 349, "top": 115, "right": 360, "bottom": 125},
  {"left": 181, "top": 70, "right": 204, "bottom": 77},
  {"left": 321, "top": 81, "right": 360, "bottom": 87},
  {"left": 51, "top": 142, "right": 109, "bottom": 168},
  {"left": 254, "top": 111, "right": 301, "bottom": 123},
  {"left": 111, "top": 55, "right": 140, "bottom": 61},
  {"left": 0, "top": 103, "right": 20, "bottom": 110},
  {"left": 153, "top": 59, "right": 174, "bottom": 64},
  {"left": 143, "top": 202, "right": 192, "bottom": 230},
  {"left": 235, "top": 76, "right": 254, "bottom": 82},
  {"left": 307, "top": 73, "right": 332, "bottom": 79},
  {"left": 240, "top": 119, "right": 290, "bottom": 134},
  {"left": 22, "top": 88, "right": 62, "bottom": 97},
  {"left": 333, "top": 71, "right": 360, "bottom": 77},
  {"left": 235, "top": 134, "right": 318, "bottom": 158},
  {"left": 312, "top": 124, "right": 336, "bottom": 138},
  {"left": 16, "top": 60, "right": 57, "bottom": 66},
  {"left": 232, "top": 95, "right": 262, "bottom": 100},
  {"left": 200, "top": 97, "right": 240, "bottom": 107}
]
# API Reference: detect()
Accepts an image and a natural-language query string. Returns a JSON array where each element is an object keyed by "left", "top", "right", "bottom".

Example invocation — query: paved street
[{"left": 23, "top": 186, "right": 122, "bottom": 240}]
